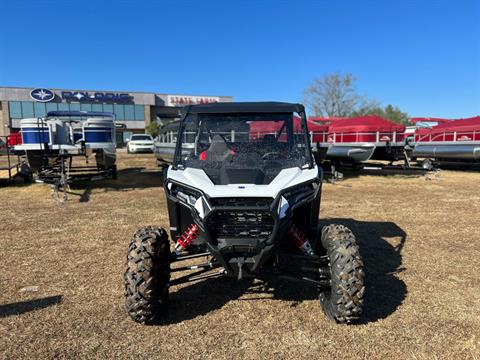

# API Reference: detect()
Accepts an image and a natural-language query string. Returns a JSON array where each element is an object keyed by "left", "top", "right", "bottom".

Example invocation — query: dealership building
[{"left": 0, "top": 86, "right": 232, "bottom": 145}]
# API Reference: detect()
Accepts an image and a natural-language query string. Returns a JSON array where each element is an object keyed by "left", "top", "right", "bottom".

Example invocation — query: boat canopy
[
  {"left": 326, "top": 116, "right": 405, "bottom": 133},
  {"left": 427, "top": 116, "right": 480, "bottom": 134}
]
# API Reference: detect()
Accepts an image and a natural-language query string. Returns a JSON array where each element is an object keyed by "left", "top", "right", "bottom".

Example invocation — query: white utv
[{"left": 124, "top": 102, "right": 364, "bottom": 324}]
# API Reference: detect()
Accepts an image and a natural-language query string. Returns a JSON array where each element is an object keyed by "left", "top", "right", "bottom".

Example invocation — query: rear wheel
[
  {"left": 318, "top": 224, "right": 364, "bottom": 323},
  {"left": 124, "top": 226, "right": 171, "bottom": 324}
]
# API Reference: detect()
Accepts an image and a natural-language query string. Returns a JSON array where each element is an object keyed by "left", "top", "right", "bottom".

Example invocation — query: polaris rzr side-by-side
[{"left": 124, "top": 102, "right": 364, "bottom": 324}]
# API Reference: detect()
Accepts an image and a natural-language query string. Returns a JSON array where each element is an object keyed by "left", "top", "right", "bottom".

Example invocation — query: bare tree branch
[{"left": 303, "top": 73, "right": 368, "bottom": 117}]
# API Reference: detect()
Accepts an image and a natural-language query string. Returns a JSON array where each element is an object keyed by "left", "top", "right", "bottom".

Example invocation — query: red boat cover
[
  {"left": 307, "top": 119, "right": 329, "bottom": 132},
  {"left": 427, "top": 116, "right": 480, "bottom": 134},
  {"left": 327, "top": 116, "right": 405, "bottom": 133}
]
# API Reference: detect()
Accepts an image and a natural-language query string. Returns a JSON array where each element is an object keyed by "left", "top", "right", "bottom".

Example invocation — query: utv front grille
[
  {"left": 208, "top": 197, "right": 272, "bottom": 208},
  {"left": 206, "top": 209, "right": 274, "bottom": 241}
]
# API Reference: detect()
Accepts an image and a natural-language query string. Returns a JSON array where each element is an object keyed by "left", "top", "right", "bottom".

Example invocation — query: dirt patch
[{"left": 1, "top": 153, "right": 479, "bottom": 359}]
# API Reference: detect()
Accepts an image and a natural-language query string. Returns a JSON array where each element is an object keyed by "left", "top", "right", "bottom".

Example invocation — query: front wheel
[
  {"left": 124, "top": 226, "right": 171, "bottom": 324},
  {"left": 318, "top": 224, "right": 365, "bottom": 323}
]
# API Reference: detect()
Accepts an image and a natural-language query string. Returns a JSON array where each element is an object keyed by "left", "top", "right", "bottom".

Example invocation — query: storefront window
[
  {"left": 58, "top": 103, "right": 69, "bottom": 111},
  {"left": 124, "top": 104, "right": 134, "bottom": 120},
  {"left": 103, "top": 104, "right": 113, "bottom": 114},
  {"left": 92, "top": 104, "right": 103, "bottom": 112},
  {"left": 80, "top": 103, "right": 92, "bottom": 112},
  {"left": 21, "top": 101, "right": 34, "bottom": 118},
  {"left": 134, "top": 105, "right": 144, "bottom": 120},
  {"left": 114, "top": 104, "right": 124, "bottom": 120},
  {"left": 8, "top": 101, "right": 22, "bottom": 118},
  {"left": 46, "top": 103, "right": 58, "bottom": 113},
  {"left": 8, "top": 98, "right": 147, "bottom": 124},
  {"left": 34, "top": 102, "right": 46, "bottom": 117}
]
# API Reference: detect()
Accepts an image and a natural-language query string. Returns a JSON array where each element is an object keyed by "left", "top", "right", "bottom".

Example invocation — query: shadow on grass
[
  {"left": 67, "top": 167, "right": 164, "bottom": 202},
  {"left": 0, "top": 295, "right": 63, "bottom": 318},
  {"left": 240, "top": 218, "right": 407, "bottom": 323},
  {"left": 160, "top": 278, "right": 252, "bottom": 325},
  {"left": 156, "top": 218, "right": 406, "bottom": 324}
]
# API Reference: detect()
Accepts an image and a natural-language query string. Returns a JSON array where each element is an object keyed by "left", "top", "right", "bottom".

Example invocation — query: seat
[{"left": 205, "top": 135, "right": 231, "bottom": 162}]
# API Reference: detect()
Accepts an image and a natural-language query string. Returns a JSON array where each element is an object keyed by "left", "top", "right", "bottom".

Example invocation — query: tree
[
  {"left": 303, "top": 73, "right": 375, "bottom": 117},
  {"left": 146, "top": 120, "right": 159, "bottom": 138},
  {"left": 352, "top": 104, "right": 410, "bottom": 125},
  {"left": 303, "top": 72, "right": 410, "bottom": 124}
]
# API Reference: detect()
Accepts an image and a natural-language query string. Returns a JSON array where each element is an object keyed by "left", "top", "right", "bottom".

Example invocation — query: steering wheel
[{"left": 262, "top": 152, "right": 287, "bottom": 161}]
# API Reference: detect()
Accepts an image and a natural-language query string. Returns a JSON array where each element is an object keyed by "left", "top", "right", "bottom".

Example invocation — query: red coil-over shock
[
  {"left": 173, "top": 224, "right": 200, "bottom": 255},
  {"left": 288, "top": 223, "right": 315, "bottom": 256}
]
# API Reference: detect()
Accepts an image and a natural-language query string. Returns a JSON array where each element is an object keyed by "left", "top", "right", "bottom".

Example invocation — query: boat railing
[
  {"left": 307, "top": 131, "right": 402, "bottom": 144},
  {"left": 416, "top": 130, "right": 479, "bottom": 143},
  {"left": 0, "top": 136, "right": 21, "bottom": 182},
  {"left": 156, "top": 130, "right": 405, "bottom": 145}
]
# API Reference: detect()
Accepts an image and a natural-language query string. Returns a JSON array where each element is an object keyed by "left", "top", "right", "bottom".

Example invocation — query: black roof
[{"left": 186, "top": 102, "right": 304, "bottom": 114}]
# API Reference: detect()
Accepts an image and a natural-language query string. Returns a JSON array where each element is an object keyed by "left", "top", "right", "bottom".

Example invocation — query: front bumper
[
  {"left": 129, "top": 145, "right": 155, "bottom": 153},
  {"left": 165, "top": 177, "right": 322, "bottom": 278}
]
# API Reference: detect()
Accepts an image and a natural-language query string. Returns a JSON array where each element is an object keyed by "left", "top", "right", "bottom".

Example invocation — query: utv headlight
[
  {"left": 175, "top": 189, "right": 198, "bottom": 206},
  {"left": 168, "top": 183, "right": 210, "bottom": 219},
  {"left": 282, "top": 183, "right": 317, "bottom": 209},
  {"left": 194, "top": 196, "right": 211, "bottom": 219},
  {"left": 278, "top": 196, "right": 289, "bottom": 219}
]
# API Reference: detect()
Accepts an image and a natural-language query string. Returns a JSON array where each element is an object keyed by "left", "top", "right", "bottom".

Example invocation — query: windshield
[
  {"left": 131, "top": 135, "right": 152, "bottom": 141},
  {"left": 174, "top": 112, "right": 312, "bottom": 185}
]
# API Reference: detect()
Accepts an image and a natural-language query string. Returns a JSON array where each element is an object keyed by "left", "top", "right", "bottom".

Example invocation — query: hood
[{"left": 167, "top": 166, "right": 319, "bottom": 198}]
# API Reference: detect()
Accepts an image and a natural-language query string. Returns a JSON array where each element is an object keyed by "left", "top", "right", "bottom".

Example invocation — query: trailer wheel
[
  {"left": 111, "top": 165, "right": 117, "bottom": 180},
  {"left": 20, "top": 162, "right": 33, "bottom": 183},
  {"left": 318, "top": 224, "right": 364, "bottom": 324},
  {"left": 124, "top": 226, "right": 171, "bottom": 324},
  {"left": 420, "top": 158, "right": 434, "bottom": 170}
]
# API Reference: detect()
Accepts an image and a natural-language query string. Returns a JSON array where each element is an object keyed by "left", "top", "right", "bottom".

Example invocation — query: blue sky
[{"left": 1, "top": 0, "right": 479, "bottom": 118}]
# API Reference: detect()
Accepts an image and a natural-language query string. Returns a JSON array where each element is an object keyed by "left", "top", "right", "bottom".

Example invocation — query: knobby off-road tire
[
  {"left": 319, "top": 224, "right": 365, "bottom": 324},
  {"left": 124, "top": 226, "right": 171, "bottom": 324}
]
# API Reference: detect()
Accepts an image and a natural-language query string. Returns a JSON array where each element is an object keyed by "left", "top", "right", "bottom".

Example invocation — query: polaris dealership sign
[
  {"left": 30, "top": 88, "right": 55, "bottom": 102},
  {"left": 62, "top": 91, "right": 133, "bottom": 103},
  {"left": 29, "top": 88, "right": 133, "bottom": 103}
]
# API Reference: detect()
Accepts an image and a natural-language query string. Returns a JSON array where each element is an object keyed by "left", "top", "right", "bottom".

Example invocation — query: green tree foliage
[
  {"left": 146, "top": 121, "right": 159, "bottom": 138},
  {"left": 352, "top": 104, "right": 410, "bottom": 125}
]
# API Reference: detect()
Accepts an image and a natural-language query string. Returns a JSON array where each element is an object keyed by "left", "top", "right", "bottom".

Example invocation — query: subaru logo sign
[{"left": 30, "top": 88, "right": 55, "bottom": 102}]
